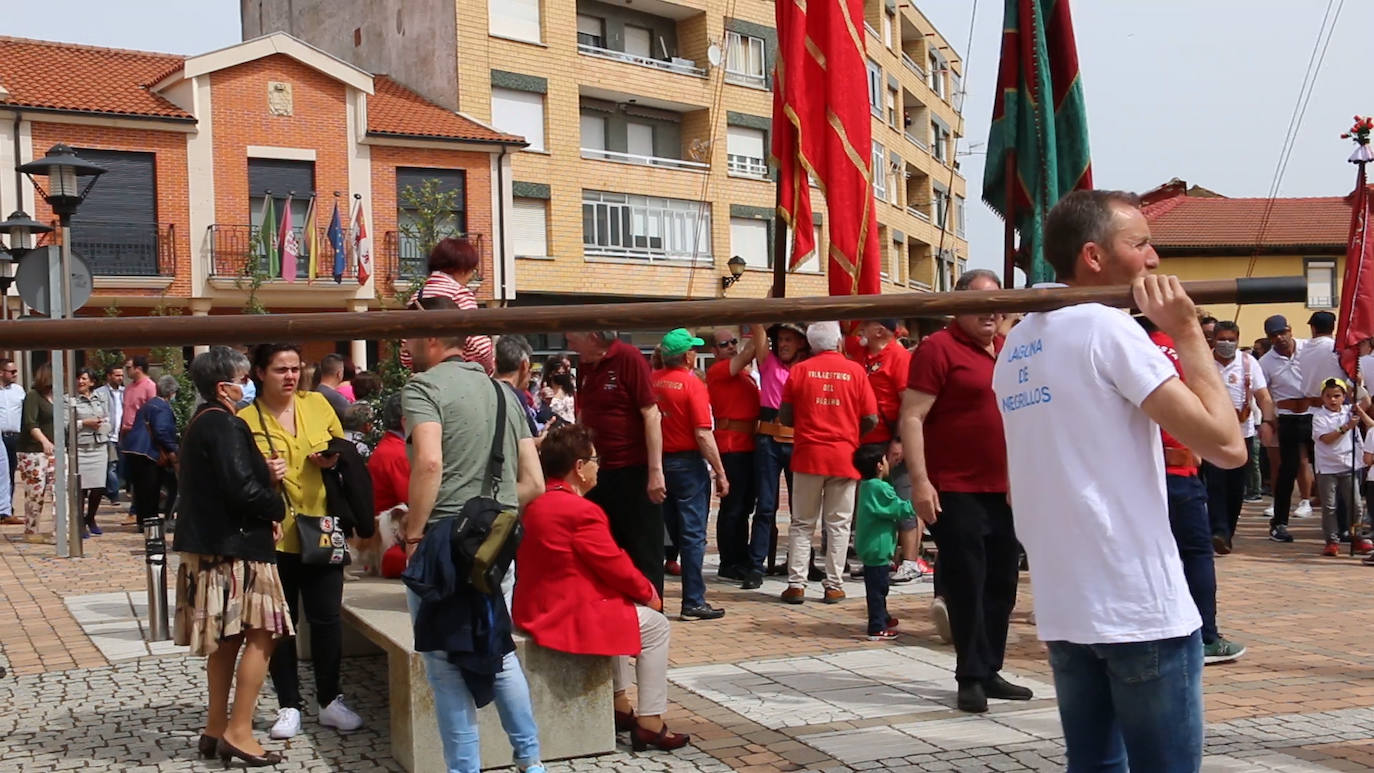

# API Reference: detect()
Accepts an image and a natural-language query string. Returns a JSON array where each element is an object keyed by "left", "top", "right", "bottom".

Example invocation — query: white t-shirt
[
  {"left": 992, "top": 303, "right": 1201, "bottom": 645},
  {"left": 1362, "top": 428, "right": 1374, "bottom": 482},
  {"left": 1299, "top": 337, "right": 1346, "bottom": 401},
  {"left": 1312, "top": 405, "right": 1358, "bottom": 475},
  {"left": 1216, "top": 353, "right": 1266, "bottom": 439},
  {"left": 1260, "top": 340, "right": 1308, "bottom": 414},
  {"left": 0, "top": 383, "right": 23, "bottom": 434}
]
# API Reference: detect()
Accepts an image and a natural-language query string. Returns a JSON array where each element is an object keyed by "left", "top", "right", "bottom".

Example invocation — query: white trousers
[
  {"left": 613, "top": 605, "right": 672, "bottom": 717},
  {"left": 787, "top": 473, "right": 856, "bottom": 591}
]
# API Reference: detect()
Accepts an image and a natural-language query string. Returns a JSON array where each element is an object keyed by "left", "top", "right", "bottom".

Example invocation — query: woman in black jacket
[{"left": 172, "top": 347, "right": 291, "bottom": 768}]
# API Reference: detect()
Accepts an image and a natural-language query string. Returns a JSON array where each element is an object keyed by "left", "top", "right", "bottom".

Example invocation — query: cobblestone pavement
[{"left": 7, "top": 498, "right": 1374, "bottom": 771}]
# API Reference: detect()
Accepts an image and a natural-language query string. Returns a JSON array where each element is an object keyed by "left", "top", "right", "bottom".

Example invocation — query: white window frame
[
  {"left": 576, "top": 14, "right": 604, "bottom": 48},
  {"left": 787, "top": 223, "right": 824, "bottom": 273},
  {"left": 929, "top": 52, "right": 944, "bottom": 97},
  {"left": 882, "top": 11, "right": 894, "bottom": 49},
  {"left": 886, "top": 87, "right": 899, "bottom": 128},
  {"left": 872, "top": 142, "right": 887, "bottom": 201},
  {"left": 582, "top": 190, "right": 712, "bottom": 264},
  {"left": 867, "top": 60, "right": 883, "bottom": 118},
  {"left": 489, "top": 0, "right": 541, "bottom": 44},
  {"left": 491, "top": 88, "right": 545, "bottom": 152},
  {"left": 726, "top": 126, "right": 768, "bottom": 179},
  {"left": 933, "top": 186, "right": 951, "bottom": 230},
  {"left": 730, "top": 217, "right": 770, "bottom": 269},
  {"left": 724, "top": 30, "right": 767, "bottom": 88},
  {"left": 1306, "top": 259, "right": 1336, "bottom": 309},
  {"left": 512, "top": 198, "right": 549, "bottom": 258},
  {"left": 930, "top": 121, "right": 948, "bottom": 163},
  {"left": 954, "top": 195, "right": 966, "bottom": 237}
]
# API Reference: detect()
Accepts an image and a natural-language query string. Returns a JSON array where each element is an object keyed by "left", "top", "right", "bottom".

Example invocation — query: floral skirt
[{"left": 173, "top": 553, "right": 295, "bottom": 656}]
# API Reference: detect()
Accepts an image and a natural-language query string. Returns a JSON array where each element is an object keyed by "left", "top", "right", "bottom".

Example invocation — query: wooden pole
[
  {"left": 0, "top": 277, "right": 1306, "bottom": 350},
  {"left": 1003, "top": 153, "right": 1017, "bottom": 287}
]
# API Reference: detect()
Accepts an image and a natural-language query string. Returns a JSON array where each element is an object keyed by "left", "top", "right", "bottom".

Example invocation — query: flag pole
[{"left": 1003, "top": 153, "right": 1017, "bottom": 287}]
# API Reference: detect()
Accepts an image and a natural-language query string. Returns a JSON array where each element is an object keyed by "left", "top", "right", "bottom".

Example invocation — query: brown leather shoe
[
  {"left": 780, "top": 586, "right": 805, "bottom": 604},
  {"left": 823, "top": 588, "right": 846, "bottom": 604}
]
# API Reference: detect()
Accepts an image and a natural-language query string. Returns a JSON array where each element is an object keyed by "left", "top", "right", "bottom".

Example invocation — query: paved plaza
[{"left": 5, "top": 498, "right": 1374, "bottom": 771}]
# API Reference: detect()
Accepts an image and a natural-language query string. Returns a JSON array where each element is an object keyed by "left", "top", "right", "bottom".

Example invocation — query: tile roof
[
  {"left": 0, "top": 37, "right": 191, "bottom": 120},
  {"left": 1143, "top": 189, "right": 1354, "bottom": 250},
  {"left": 367, "top": 76, "right": 524, "bottom": 145}
]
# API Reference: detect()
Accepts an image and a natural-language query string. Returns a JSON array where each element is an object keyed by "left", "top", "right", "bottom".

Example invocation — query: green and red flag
[
  {"left": 772, "top": 0, "right": 880, "bottom": 296},
  {"left": 982, "top": 0, "right": 1093, "bottom": 284},
  {"left": 258, "top": 194, "right": 279, "bottom": 278},
  {"left": 1336, "top": 117, "right": 1374, "bottom": 377}
]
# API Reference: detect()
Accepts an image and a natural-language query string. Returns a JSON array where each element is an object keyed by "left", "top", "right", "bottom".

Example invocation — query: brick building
[{"left": 0, "top": 33, "right": 523, "bottom": 366}]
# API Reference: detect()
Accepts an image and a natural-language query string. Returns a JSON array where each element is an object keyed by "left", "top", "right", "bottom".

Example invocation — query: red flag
[
  {"left": 1337, "top": 161, "right": 1374, "bottom": 377},
  {"left": 352, "top": 199, "right": 373, "bottom": 286},
  {"left": 772, "top": 0, "right": 880, "bottom": 296}
]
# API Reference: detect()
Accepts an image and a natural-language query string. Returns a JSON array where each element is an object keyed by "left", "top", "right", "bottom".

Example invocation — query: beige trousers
[
  {"left": 787, "top": 472, "right": 857, "bottom": 591},
  {"left": 613, "top": 605, "right": 672, "bottom": 717}
]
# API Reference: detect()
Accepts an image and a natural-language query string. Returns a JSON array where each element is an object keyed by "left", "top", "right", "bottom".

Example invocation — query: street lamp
[
  {"left": 0, "top": 210, "right": 52, "bottom": 322},
  {"left": 17, "top": 145, "right": 104, "bottom": 561},
  {"left": 721, "top": 255, "right": 748, "bottom": 291}
]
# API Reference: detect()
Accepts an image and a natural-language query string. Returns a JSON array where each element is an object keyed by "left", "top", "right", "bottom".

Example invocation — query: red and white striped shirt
[{"left": 401, "top": 272, "right": 495, "bottom": 375}]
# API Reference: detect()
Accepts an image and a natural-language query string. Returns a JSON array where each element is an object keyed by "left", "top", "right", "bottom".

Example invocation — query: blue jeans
[
  {"left": 862, "top": 565, "right": 890, "bottom": 635},
  {"left": 663, "top": 452, "right": 711, "bottom": 609},
  {"left": 104, "top": 443, "right": 121, "bottom": 500},
  {"left": 749, "top": 434, "right": 793, "bottom": 571},
  {"left": 1047, "top": 629, "right": 1203, "bottom": 773},
  {"left": 1166, "top": 474, "right": 1218, "bottom": 645},
  {"left": 404, "top": 589, "right": 541, "bottom": 773}
]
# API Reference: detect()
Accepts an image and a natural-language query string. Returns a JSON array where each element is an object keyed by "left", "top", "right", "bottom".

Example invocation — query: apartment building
[
  {"left": 0, "top": 33, "right": 524, "bottom": 365},
  {"left": 244, "top": 0, "right": 970, "bottom": 315}
]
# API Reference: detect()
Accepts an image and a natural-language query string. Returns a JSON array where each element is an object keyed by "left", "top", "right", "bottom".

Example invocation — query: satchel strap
[
  {"left": 253, "top": 401, "right": 293, "bottom": 513},
  {"left": 484, "top": 378, "right": 507, "bottom": 500}
]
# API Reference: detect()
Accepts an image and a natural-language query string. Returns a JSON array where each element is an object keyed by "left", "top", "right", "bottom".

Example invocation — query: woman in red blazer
[{"left": 512, "top": 424, "right": 688, "bottom": 752}]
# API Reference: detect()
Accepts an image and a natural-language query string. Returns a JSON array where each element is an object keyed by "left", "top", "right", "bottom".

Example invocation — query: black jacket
[
  {"left": 172, "top": 403, "right": 285, "bottom": 563},
  {"left": 322, "top": 437, "right": 376, "bottom": 539}
]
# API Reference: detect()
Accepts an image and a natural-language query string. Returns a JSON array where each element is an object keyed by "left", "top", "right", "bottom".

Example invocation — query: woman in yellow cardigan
[{"left": 241, "top": 343, "right": 362, "bottom": 741}]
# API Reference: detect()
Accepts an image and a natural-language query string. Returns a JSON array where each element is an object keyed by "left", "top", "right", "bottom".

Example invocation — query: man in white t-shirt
[
  {"left": 0, "top": 358, "right": 22, "bottom": 522},
  {"left": 1260, "top": 315, "right": 1316, "bottom": 526},
  {"left": 993, "top": 189, "right": 1245, "bottom": 770},
  {"left": 1204, "top": 321, "right": 1276, "bottom": 551}
]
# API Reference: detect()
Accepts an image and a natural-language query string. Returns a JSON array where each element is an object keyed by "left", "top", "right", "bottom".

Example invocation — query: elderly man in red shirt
[
  {"left": 899, "top": 268, "right": 1030, "bottom": 714},
  {"left": 568, "top": 330, "right": 668, "bottom": 595},
  {"left": 705, "top": 327, "right": 760, "bottom": 585},
  {"left": 780, "top": 321, "right": 879, "bottom": 604}
]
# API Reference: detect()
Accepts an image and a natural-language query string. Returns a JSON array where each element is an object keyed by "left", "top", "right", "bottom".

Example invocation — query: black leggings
[{"left": 269, "top": 551, "right": 345, "bottom": 710}]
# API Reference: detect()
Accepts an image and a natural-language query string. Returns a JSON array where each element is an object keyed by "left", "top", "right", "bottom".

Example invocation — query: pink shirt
[
  {"left": 758, "top": 352, "right": 792, "bottom": 410},
  {"left": 121, "top": 376, "right": 156, "bottom": 434},
  {"left": 400, "top": 272, "right": 496, "bottom": 375},
  {"left": 336, "top": 383, "right": 356, "bottom": 402}
]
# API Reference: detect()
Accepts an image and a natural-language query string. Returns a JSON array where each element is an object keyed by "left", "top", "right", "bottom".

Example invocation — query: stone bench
[{"left": 341, "top": 577, "right": 616, "bottom": 771}]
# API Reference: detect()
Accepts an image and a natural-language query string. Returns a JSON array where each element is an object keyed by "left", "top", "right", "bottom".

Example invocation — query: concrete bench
[{"left": 341, "top": 578, "right": 616, "bottom": 771}]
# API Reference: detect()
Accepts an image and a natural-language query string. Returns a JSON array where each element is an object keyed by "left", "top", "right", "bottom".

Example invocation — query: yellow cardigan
[{"left": 240, "top": 392, "right": 344, "bottom": 555}]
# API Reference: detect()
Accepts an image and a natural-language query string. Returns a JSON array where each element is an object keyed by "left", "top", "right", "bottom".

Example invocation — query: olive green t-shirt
[{"left": 401, "top": 360, "right": 530, "bottom": 518}]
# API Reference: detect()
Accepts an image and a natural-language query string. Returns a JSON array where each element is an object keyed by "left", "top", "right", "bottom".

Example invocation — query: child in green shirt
[{"left": 854, "top": 445, "right": 915, "bottom": 640}]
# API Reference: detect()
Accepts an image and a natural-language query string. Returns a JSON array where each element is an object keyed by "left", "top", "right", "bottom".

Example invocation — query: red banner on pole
[{"left": 1337, "top": 160, "right": 1374, "bottom": 378}]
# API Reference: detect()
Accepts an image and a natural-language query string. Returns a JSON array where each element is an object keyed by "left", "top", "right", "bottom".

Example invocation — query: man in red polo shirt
[
  {"left": 900, "top": 268, "right": 1029, "bottom": 714},
  {"left": 653, "top": 328, "right": 729, "bottom": 621},
  {"left": 568, "top": 330, "right": 667, "bottom": 594},
  {"left": 780, "top": 321, "right": 878, "bottom": 604},
  {"left": 706, "top": 327, "right": 760, "bottom": 585}
]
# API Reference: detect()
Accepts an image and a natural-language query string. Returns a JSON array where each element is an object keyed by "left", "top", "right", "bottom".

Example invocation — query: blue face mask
[{"left": 236, "top": 379, "right": 257, "bottom": 409}]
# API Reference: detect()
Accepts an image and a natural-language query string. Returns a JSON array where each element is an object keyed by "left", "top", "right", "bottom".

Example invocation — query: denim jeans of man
[
  {"left": 104, "top": 442, "right": 121, "bottom": 500},
  {"left": 663, "top": 452, "right": 711, "bottom": 609},
  {"left": 1047, "top": 630, "right": 1203, "bottom": 773},
  {"left": 405, "top": 588, "right": 541, "bottom": 773},
  {"left": 749, "top": 434, "right": 793, "bottom": 572},
  {"left": 715, "top": 451, "right": 756, "bottom": 573},
  {"left": 1244, "top": 435, "right": 1262, "bottom": 498},
  {"left": 1166, "top": 474, "right": 1218, "bottom": 644}
]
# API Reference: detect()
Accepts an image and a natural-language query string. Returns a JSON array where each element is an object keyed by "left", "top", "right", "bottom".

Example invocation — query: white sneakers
[
  {"left": 269, "top": 708, "right": 301, "bottom": 740},
  {"left": 319, "top": 695, "right": 364, "bottom": 732},
  {"left": 930, "top": 597, "right": 952, "bottom": 644},
  {"left": 268, "top": 697, "right": 363, "bottom": 740},
  {"left": 1264, "top": 504, "right": 1275, "bottom": 517},
  {"left": 1294, "top": 499, "right": 1314, "bottom": 518},
  {"left": 891, "top": 561, "right": 922, "bottom": 584}
]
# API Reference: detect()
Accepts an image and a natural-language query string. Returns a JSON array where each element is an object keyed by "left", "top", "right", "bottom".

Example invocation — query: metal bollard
[{"left": 143, "top": 515, "right": 170, "bottom": 642}]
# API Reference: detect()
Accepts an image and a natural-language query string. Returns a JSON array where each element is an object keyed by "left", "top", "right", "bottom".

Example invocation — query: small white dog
[{"left": 352, "top": 504, "right": 409, "bottom": 577}]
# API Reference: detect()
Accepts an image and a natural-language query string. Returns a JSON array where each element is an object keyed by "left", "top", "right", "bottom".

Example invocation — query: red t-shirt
[
  {"left": 367, "top": 431, "right": 410, "bottom": 513},
  {"left": 577, "top": 339, "right": 656, "bottom": 470},
  {"left": 652, "top": 367, "right": 713, "bottom": 454},
  {"left": 706, "top": 359, "right": 760, "bottom": 453},
  {"left": 906, "top": 323, "right": 1008, "bottom": 493},
  {"left": 782, "top": 350, "right": 878, "bottom": 479},
  {"left": 858, "top": 338, "right": 912, "bottom": 445},
  {"left": 1147, "top": 329, "right": 1198, "bottom": 477}
]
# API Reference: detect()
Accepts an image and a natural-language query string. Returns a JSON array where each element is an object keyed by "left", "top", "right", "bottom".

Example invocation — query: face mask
[
  {"left": 1214, "top": 341, "right": 1238, "bottom": 358},
  {"left": 236, "top": 379, "right": 257, "bottom": 409},
  {"left": 857, "top": 336, "right": 869, "bottom": 348}
]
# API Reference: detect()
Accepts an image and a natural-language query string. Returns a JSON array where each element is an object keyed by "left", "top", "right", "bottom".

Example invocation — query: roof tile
[
  {"left": 367, "top": 76, "right": 524, "bottom": 145},
  {"left": 1143, "top": 191, "right": 1353, "bottom": 250},
  {"left": 0, "top": 37, "right": 190, "bottom": 120}
]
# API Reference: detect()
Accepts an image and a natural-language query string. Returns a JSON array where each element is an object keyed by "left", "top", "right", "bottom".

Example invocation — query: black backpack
[{"left": 450, "top": 378, "right": 523, "bottom": 594}]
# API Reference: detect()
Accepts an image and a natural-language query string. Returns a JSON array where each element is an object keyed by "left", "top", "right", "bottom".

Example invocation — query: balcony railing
[
  {"left": 726, "top": 155, "right": 769, "bottom": 179},
  {"left": 208, "top": 224, "right": 355, "bottom": 282},
  {"left": 63, "top": 221, "right": 176, "bottom": 277},
  {"left": 906, "top": 204, "right": 931, "bottom": 223},
  {"left": 904, "top": 129, "right": 929, "bottom": 152},
  {"left": 902, "top": 51, "right": 927, "bottom": 80},
  {"left": 580, "top": 148, "right": 709, "bottom": 171},
  {"left": 864, "top": 21, "right": 880, "bottom": 39},
  {"left": 724, "top": 69, "right": 768, "bottom": 89},
  {"left": 908, "top": 278, "right": 932, "bottom": 291},
  {"left": 381, "top": 231, "right": 483, "bottom": 296},
  {"left": 576, "top": 43, "right": 705, "bottom": 77}
]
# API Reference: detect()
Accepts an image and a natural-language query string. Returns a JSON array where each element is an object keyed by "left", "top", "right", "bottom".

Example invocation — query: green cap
[{"left": 660, "top": 328, "right": 705, "bottom": 357}]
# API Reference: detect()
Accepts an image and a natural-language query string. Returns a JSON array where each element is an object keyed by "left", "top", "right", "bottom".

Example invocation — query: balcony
[
  {"left": 207, "top": 224, "right": 355, "bottom": 283},
  {"left": 580, "top": 147, "right": 708, "bottom": 172},
  {"left": 904, "top": 128, "right": 929, "bottom": 152},
  {"left": 902, "top": 51, "right": 926, "bottom": 80},
  {"left": 381, "top": 231, "right": 484, "bottom": 296},
  {"left": 65, "top": 221, "right": 176, "bottom": 277},
  {"left": 577, "top": 43, "right": 705, "bottom": 78},
  {"left": 906, "top": 204, "right": 931, "bottom": 223},
  {"left": 726, "top": 154, "right": 768, "bottom": 179}
]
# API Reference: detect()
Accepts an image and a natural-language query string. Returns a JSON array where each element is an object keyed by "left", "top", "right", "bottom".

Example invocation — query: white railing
[
  {"left": 727, "top": 155, "right": 768, "bottom": 178},
  {"left": 724, "top": 69, "right": 768, "bottom": 89},
  {"left": 864, "top": 21, "right": 880, "bottom": 39},
  {"left": 577, "top": 43, "right": 705, "bottom": 77},
  {"left": 908, "top": 278, "right": 932, "bottom": 290},
  {"left": 902, "top": 51, "right": 927, "bottom": 80},
  {"left": 584, "top": 245, "right": 714, "bottom": 265},
  {"left": 580, "top": 148, "right": 709, "bottom": 171},
  {"left": 904, "top": 131, "right": 929, "bottom": 152},
  {"left": 1309, "top": 295, "right": 1334, "bottom": 309},
  {"left": 906, "top": 205, "right": 930, "bottom": 223}
]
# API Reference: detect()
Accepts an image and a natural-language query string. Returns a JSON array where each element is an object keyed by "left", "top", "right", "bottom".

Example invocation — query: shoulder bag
[
  {"left": 254, "top": 402, "right": 350, "bottom": 566},
  {"left": 446, "top": 377, "right": 523, "bottom": 594}
]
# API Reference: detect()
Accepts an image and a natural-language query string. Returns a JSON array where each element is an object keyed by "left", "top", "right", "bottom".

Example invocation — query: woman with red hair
[{"left": 401, "top": 237, "right": 495, "bottom": 374}]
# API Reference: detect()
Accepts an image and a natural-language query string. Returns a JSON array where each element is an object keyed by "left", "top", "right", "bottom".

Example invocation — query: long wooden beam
[{"left": 0, "top": 276, "right": 1305, "bottom": 350}]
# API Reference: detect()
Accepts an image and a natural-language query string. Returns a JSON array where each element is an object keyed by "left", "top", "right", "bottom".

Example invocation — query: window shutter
[
  {"left": 730, "top": 218, "right": 769, "bottom": 268},
  {"left": 512, "top": 199, "right": 548, "bottom": 258},
  {"left": 580, "top": 114, "right": 607, "bottom": 152},
  {"left": 491, "top": 88, "right": 545, "bottom": 151},
  {"left": 726, "top": 127, "right": 765, "bottom": 160},
  {"left": 626, "top": 122, "right": 655, "bottom": 158},
  {"left": 490, "top": 0, "right": 541, "bottom": 43},
  {"left": 625, "top": 26, "right": 653, "bottom": 58}
]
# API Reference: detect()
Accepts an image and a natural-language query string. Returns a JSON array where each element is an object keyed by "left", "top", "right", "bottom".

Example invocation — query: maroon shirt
[
  {"left": 577, "top": 339, "right": 656, "bottom": 470},
  {"left": 906, "top": 323, "right": 1008, "bottom": 493}
]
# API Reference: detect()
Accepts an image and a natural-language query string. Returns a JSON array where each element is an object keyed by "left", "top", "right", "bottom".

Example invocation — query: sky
[{"left": 8, "top": 0, "right": 1374, "bottom": 281}]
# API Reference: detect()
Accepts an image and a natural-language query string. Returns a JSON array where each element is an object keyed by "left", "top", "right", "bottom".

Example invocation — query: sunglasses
[{"left": 715, "top": 338, "right": 738, "bottom": 347}]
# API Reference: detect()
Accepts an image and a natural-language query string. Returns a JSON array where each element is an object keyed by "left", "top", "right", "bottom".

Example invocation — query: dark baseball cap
[
  {"left": 867, "top": 318, "right": 900, "bottom": 332},
  {"left": 1263, "top": 315, "right": 1289, "bottom": 336},
  {"left": 1308, "top": 311, "right": 1336, "bottom": 328}
]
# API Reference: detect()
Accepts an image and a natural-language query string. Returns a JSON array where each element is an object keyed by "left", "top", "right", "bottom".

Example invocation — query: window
[
  {"left": 930, "top": 121, "right": 949, "bottom": 163},
  {"left": 929, "top": 52, "right": 944, "bottom": 97},
  {"left": 882, "top": 11, "right": 894, "bottom": 48},
  {"left": 893, "top": 238, "right": 904, "bottom": 282},
  {"left": 730, "top": 218, "right": 769, "bottom": 268},
  {"left": 576, "top": 14, "right": 604, "bottom": 48},
  {"left": 950, "top": 72, "right": 963, "bottom": 111},
  {"left": 580, "top": 112, "right": 607, "bottom": 157},
  {"left": 624, "top": 25, "right": 653, "bottom": 58},
  {"left": 933, "top": 186, "right": 951, "bottom": 230},
  {"left": 489, "top": 0, "right": 541, "bottom": 43},
  {"left": 1307, "top": 259, "right": 1336, "bottom": 308},
  {"left": 725, "top": 30, "right": 766, "bottom": 87},
  {"left": 512, "top": 198, "right": 548, "bottom": 258},
  {"left": 491, "top": 88, "right": 545, "bottom": 152},
  {"left": 954, "top": 195, "right": 966, "bottom": 237},
  {"left": 886, "top": 87, "right": 899, "bottom": 127},
  {"left": 886, "top": 155, "right": 899, "bottom": 205},
  {"left": 786, "top": 223, "right": 824, "bottom": 273},
  {"left": 726, "top": 126, "right": 767, "bottom": 178},
  {"left": 626, "top": 122, "right": 655, "bottom": 159},
  {"left": 582, "top": 190, "right": 711, "bottom": 262},
  {"left": 877, "top": 226, "right": 889, "bottom": 279},
  {"left": 937, "top": 250, "right": 954, "bottom": 291},
  {"left": 247, "top": 158, "right": 315, "bottom": 277},
  {"left": 867, "top": 60, "right": 882, "bottom": 117},
  {"left": 396, "top": 168, "right": 466, "bottom": 274},
  {"left": 70, "top": 149, "right": 159, "bottom": 276},
  {"left": 871, "top": 142, "right": 887, "bottom": 201}
]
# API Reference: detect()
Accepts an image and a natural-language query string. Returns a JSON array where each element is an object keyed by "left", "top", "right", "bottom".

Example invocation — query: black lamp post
[
  {"left": 16, "top": 145, "right": 104, "bottom": 561},
  {"left": 0, "top": 210, "right": 52, "bottom": 322},
  {"left": 721, "top": 255, "right": 748, "bottom": 291}
]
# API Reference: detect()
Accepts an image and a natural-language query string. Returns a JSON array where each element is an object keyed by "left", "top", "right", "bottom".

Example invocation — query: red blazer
[{"left": 512, "top": 481, "right": 656, "bottom": 656}]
